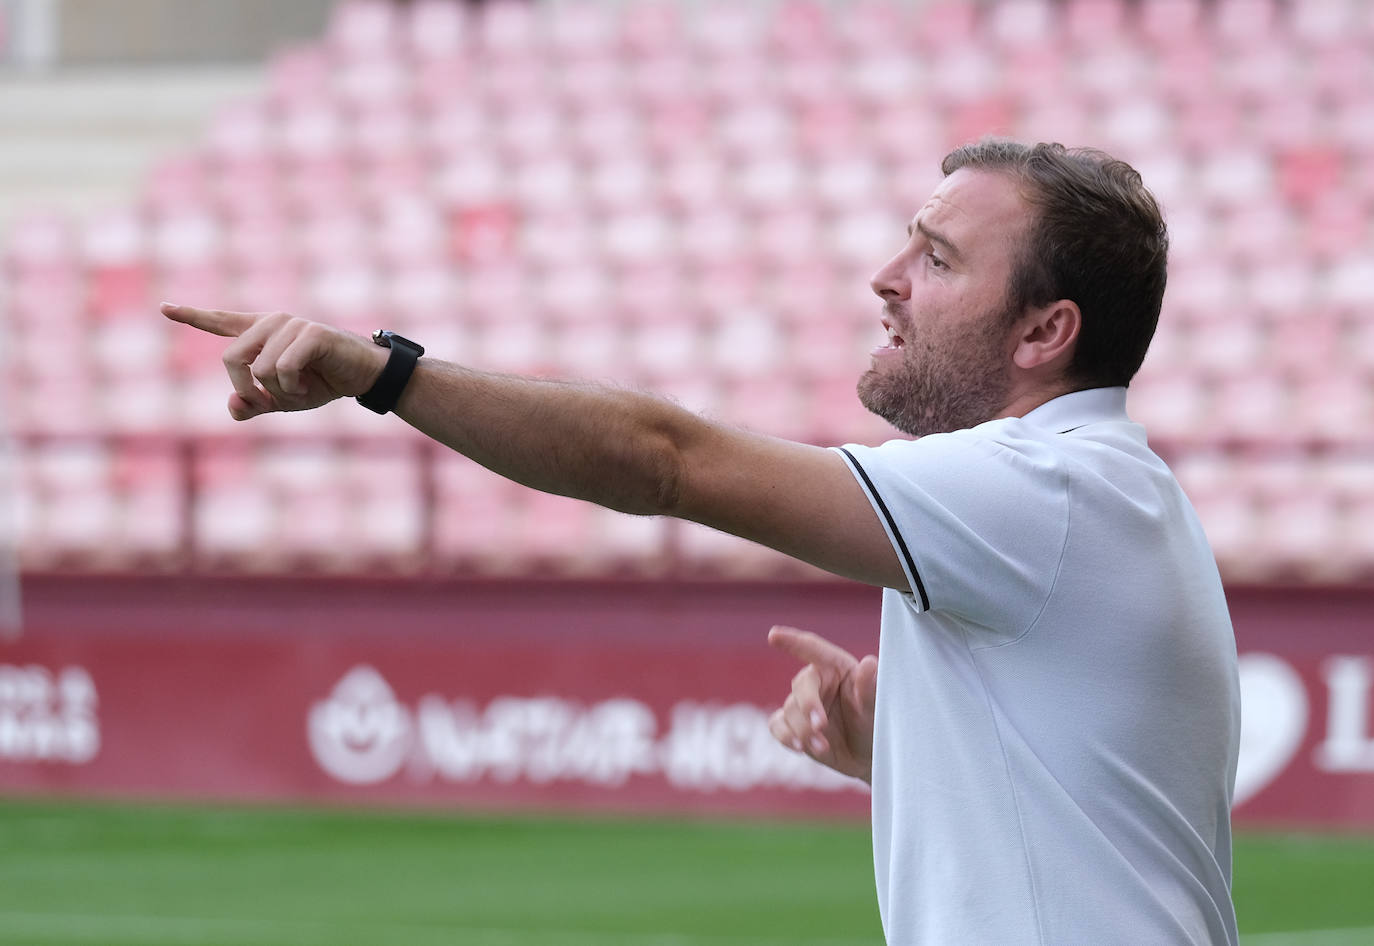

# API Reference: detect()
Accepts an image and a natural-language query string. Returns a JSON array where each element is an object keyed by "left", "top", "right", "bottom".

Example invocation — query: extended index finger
[
  {"left": 767, "top": 626, "right": 858, "bottom": 672},
  {"left": 161, "top": 302, "right": 260, "bottom": 338}
]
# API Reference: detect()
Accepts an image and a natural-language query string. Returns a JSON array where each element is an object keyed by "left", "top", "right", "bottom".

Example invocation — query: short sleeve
[{"left": 833, "top": 429, "right": 1070, "bottom": 635}]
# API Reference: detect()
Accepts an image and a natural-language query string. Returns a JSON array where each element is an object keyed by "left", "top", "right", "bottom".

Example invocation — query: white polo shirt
[{"left": 836, "top": 387, "right": 1240, "bottom": 946}]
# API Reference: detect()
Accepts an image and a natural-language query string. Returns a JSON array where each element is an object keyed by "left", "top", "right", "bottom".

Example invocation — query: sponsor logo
[
  {"left": 308, "top": 666, "right": 858, "bottom": 793},
  {"left": 1235, "top": 653, "right": 1308, "bottom": 806},
  {"left": 310, "top": 652, "right": 1374, "bottom": 804},
  {"left": 1314, "top": 656, "right": 1374, "bottom": 774},
  {"left": 0, "top": 664, "right": 99, "bottom": 764},
  {"left": 307, "top": 666, "right": 411, "bottom": 785},
  {"left": 1236, "top": 651, "right": 1374, "bottom": 806}
]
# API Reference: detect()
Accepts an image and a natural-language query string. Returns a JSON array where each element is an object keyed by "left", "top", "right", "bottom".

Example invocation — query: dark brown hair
[{"left": 941, "top": 139, "right": 1169, "bottom": 389}]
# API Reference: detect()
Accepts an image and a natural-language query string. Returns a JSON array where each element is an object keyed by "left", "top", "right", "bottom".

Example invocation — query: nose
[{"left": 870, "top": 250, "right": 910, "bottom": 301}]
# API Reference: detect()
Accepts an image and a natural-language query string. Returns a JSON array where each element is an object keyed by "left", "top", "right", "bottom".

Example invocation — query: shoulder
[
  {"left": 838, "top": 416, "right": 1071, "bottom": 494},
  {"left": 834, "top": 422, "right": 1073, "bottom": 619}
]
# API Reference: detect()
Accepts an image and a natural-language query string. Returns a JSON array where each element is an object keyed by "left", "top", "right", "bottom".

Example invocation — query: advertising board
[{"left": 2, "top": 577, "right": 1370, "bottom": 826}]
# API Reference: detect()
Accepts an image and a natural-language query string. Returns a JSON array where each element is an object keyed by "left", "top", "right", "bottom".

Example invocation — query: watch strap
[{"left": 356, "top": 330, "right": 425, "bottom": 415}]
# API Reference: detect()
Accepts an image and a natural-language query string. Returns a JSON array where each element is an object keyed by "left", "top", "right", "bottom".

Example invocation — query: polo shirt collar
[{"left": 1020, "top": 386, "right": 1130, "bottom": 434}]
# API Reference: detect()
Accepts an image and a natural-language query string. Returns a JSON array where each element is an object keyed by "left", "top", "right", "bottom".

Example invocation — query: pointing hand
[
  {"left": 766, "top": 625, "right": 878, "bottom": 784},
  {"left": 161, "top": 303, "right": 387, "bottom": 421}
]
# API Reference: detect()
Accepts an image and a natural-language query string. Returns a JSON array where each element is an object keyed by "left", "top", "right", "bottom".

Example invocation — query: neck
[{"left": 998, "top": 381, "right": 1079, "bottom": 420}]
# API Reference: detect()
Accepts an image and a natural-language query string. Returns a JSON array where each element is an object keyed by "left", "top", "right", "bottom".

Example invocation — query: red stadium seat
[
  {"left": 1063, "top": 0, "right": 1128, "bottom": 48},
  {"left": 110, "top": 443, "right": 186, "bottom": 561},
  {"left": 1193, "top": 490, "right": 1264, "bottom": 581},
  {"left": 707, "top": 310, "right": 784, "bottom": 379},
  {"left": 5, "top": 212, "right": 75, "bottom": 272},
  {"left": 79, "top": 210, "right": 150, "bottom": 317},
  {"left": 769, "top": 1, "right": 838, "bottom": 59},
  {"left": 1138, "top": 0, "right": 1204, "bottom": 48},
  {"left": 987, "top": 0, "right": 1055, "bottom": 50},
  {"left": 545, "top": 1, "right": 618, "bottom": 59},
  {"left": 264, "top": 46, "right": 334, "bottom": 111},
  {"left": 690, "top": 1, "right": 768, "bottom": 58},
  {"left": 325, "top": 0, "right": 401, "bottom": 60},
  {"left": 1261, "top": 493, "right": 1347, "bottom": 582},
  {"left": 719, "top": 377, "right": 808, "bottom": 441},
  {"left": 1212, "top": 0, "right": 1278, "bottom": 49},
  {"left": 1210, "top": 375, "right": 1296, "bottom": 438},
  {"left": 143, "top": 154, "right": 213, "bottom": 215},
  {"left": 1124, "top": 368, "right": 1211, "bottom": 440},
  {"left": 910, "top": 1, "right": 974, "bottom": 50},
  {"left": 1289, "top": 374, "right": 1373, "bottom": 440},
  {"left": 1288, "top": 0, "right": 1358, "bottom": 48},
  {"left": 403, "top": 0, "right": 470, "bottom": 61}
]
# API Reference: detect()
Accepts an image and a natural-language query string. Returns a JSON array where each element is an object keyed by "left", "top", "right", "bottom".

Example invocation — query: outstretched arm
[
  {"left": 767, "top": 626, "right": 878, "bottom": 784},
  {"left": 161, "top": 304, "right": 909, "bottom": 590}
]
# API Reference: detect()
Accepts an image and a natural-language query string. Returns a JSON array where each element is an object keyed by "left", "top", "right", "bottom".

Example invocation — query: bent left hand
[
  {"left": 766, "top": 625, "right": 878, "bottom": 784},
  {"left": 161, "top": 303, "right": 388, "bottom": 421}
]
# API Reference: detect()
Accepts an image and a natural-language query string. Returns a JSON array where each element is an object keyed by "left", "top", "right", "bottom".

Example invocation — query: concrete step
[
  {"left": 0, "top": 67, "right": 262, "bottom": 130},
  {"left": 0, "top": 66, "right": 262, "bottom": 235}
]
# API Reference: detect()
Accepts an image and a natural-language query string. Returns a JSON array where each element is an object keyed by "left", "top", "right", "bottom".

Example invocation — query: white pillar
[{"left": 6, "top": 0, "right": 60, "bottom": 71}]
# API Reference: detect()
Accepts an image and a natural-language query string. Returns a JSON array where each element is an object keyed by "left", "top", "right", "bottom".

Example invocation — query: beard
[{"left": 857, "top": 305, "right": 1016, "bottom": 438}]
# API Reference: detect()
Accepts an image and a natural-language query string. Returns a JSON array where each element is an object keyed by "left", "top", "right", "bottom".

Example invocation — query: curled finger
[
  {"left": 780, "top": 689, "right": 828, "bottom": 757},
  {"left": 221, "top": 313, "right": 289, "bottom": 406},
  {"left": 250, "top": 319, "right": 307, "bottom": 403},
  {"left": 768, "top": 708, "right": 803, "bottom": 753}
]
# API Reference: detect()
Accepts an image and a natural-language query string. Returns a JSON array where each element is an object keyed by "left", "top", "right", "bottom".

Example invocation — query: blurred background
[
  {"left": 2, "top": 0, "right": 1371, "bottom": 583},
  {"left": 1, "top": 1, "right": 1372, "bottom": 944}
]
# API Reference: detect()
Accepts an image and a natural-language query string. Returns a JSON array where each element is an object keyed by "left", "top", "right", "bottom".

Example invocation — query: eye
[{"left": 926, "top": 252, "right": 948, "bottom": 271}]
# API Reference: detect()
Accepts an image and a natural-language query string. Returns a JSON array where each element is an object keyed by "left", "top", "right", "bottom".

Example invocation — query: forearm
[
  {"left": 394, "top": 359, "right": 688, "bottom": 516},
  {"left": 161, "top": 303, "right": 909, "bottom": 589}
]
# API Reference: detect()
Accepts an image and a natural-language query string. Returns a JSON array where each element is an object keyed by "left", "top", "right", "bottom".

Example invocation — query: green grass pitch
[{"left": 0, "top": 797, "right": 1371, "bottom": 945}]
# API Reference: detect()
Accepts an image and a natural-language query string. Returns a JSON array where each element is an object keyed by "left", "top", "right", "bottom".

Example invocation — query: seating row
[{"left": 11, "top": 436, "right": 1373, "bottom": 583}]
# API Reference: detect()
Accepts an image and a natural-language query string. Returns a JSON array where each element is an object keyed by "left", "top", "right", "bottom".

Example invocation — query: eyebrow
[{"left": 907, "top": 221, "right": 963, "bottom": 263}]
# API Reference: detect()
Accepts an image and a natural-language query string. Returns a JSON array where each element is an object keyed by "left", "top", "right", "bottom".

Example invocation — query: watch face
[{"left": 370, "top": 330, "right": 422, "bottom": 355}]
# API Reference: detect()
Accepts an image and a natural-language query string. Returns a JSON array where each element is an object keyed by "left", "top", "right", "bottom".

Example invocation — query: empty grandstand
[{"left": 3, "top": 0, "right": 1372, "bottom": 583}]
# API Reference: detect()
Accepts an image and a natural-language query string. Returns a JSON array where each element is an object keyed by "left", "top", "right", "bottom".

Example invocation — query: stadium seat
[
  {"left": 1194, "top": 491, "right": 1264, "bottom": 581},
  {"left": 1290, "top": 374, "right": 1373, "bottom": 440},
  {"left": 325, "top": 0, "right": 401, "bottom": 61},
  {"left": 534, "top": 260, "right": 615, "bottom": 322},
  {"left": 768, "top": 0, "right": 837, "bottom": 58},
  {"left": 1138, "top": 0, "right": 1204, "bottom": 48},
  {"left": 1063, "top": 0, "right": 1128, "bottom": 47},
  {"left": 1210, "top": 376, "right": 1296, "bottom": 438},
  {"left": 986, "top": 0, "right": 1055, "bottom": 49},
  {"left": 110, "top": 441, "right": 186, "bottom": 562},
  {"left": 144, "top": 154, "right": 213, "bottom": 216},
  {"left": 910, "top": 1, "right": 975, "bottom": 50},
  {"left": 1213, "top": 0, "right": 1278, "bottom": 49},
  {"left": 403, "top": 0, "right": 470, "bottom": 61},
  {"left": 1124, "top": 369, "right": 1210, "bottom": 440},
  {"left": 1261, "top": 493, "right": 1347, "bottom": 582},
  {"left": 475, "top": 0, "right": 543, "bottom": 59}
]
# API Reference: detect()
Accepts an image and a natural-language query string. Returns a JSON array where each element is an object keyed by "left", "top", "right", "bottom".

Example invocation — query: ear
[{"left": 1012, "top": 300, "right": 1081, "bottom": 373}]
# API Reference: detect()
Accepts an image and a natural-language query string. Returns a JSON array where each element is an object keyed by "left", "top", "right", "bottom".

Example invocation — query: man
[{"left": 165, "top": 138, "right": 1240, "bottom": 944}]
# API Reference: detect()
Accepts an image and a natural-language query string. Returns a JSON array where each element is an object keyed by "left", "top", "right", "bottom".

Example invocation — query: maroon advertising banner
[
  {"left": 1, "top": 576, "right": 1371, "bottom": 828},
  {"left": 0, "top": 576, "right": 878, "bottom": 819}
]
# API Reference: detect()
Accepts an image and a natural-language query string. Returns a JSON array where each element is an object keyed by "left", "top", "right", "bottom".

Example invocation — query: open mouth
[{"left": 881, "top": 322, "right": 905, "bottom": 349}]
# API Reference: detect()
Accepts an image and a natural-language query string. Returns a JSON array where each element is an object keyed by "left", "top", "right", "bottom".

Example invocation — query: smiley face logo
[{"left": 308, "top": 666, "right": 412, "bottom": 785}]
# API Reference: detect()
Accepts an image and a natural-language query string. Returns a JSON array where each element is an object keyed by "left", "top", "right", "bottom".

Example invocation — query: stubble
[{"left": 856, "top": 308, "right": 1016, "bottom": 438}]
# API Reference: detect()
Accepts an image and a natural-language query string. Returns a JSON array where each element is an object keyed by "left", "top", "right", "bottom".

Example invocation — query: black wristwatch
[{"left": 356, "top": 330, "right": 425, "bottom": 414}]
